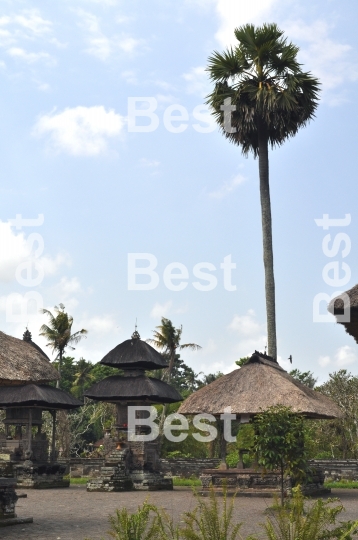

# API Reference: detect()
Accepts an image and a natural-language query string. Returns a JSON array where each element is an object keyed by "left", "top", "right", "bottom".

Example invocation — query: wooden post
[
  {"left": 51, "top": 410, "right": 57, "bottom": 462},
  {"left": 27, "top": 409, "right": 32, "bottom": 455}
]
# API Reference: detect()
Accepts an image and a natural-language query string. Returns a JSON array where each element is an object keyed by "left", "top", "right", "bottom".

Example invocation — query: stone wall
[
  {"left": 67, "top": 457, "right": 221, "bottom": 478},
  {"left": 159, "top": 458, "right": 221, "bottom": 478},
  {"left": 309, "top": 459, "right": 358, "bottom": 481}
]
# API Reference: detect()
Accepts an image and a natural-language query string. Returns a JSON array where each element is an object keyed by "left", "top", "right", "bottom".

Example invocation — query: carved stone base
[
  {"left": 0, "top": 478, "right": 33, "bottom": 527},
  {"left": 87, "top": 446, "right": 173, "bottom": 492}
]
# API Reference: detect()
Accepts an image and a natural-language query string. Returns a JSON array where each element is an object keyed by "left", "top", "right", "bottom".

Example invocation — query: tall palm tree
[
  {"left": 206, "top": 23, "right": 320, "bottom": 359},
  {"left": 72, "top": 358, "right": 94, "bottom": 398},
  {"left": 39, "top": 304, "right": 88, "bottom": 388},
  {"left": 148, "top": 317, "right": 201, "bottom": 382}
]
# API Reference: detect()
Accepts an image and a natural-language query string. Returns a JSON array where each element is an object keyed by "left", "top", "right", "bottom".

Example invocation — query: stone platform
[
  {"left": 13, "top": 461, "right": 70, "bottom": 489},
  {"left": 199, "top": 467, "right": 330, "bottom": 497}
]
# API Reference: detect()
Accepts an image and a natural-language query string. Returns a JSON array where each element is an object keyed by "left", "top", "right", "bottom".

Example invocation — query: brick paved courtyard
[{"left": 2, "top": 486, "right": 358, "bottom": 540}]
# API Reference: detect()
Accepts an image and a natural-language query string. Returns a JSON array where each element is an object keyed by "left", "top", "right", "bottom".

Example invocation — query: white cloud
[
  {"left": 7, "top": 47, "right": 54, "bottom": 65},
  {"left": 76, "top": 10, "right": 142, "bottom": 61},
  {"left": 0, "top": 222, "right": 68, "bottom": 283},
  {"left": 214, "top": 0, "right": 279, "bottom": 47},
  {"left": 139, "top": 158, "right": 160, "bottom": 170},
  {"left": 183, "top": 66, "right": 209, "bottom": 96},
  {"left": 229, "top": 309, "right": 261, "bottom": 336},
  {"left": 57, "top": 276, "right": 82, "bottom": 296},
  {"left": 317, "top": 346, "right": 357, "bottom": 368},
  {"left": 150, "top": 301, "right": 172, "bottom": 319},
  {"left": 33, "top": 106, "right": 124, "bottom": 156},
  {"left": 318, "top": 355, "right": 331, "bottom": 367},
  {"left": 79, "top": 315, "right": 118, "bottom": 334},
  {"left": 209, "top": 174, "right": 246, "bottom": 199},
  {"left": 0, "top": 10, "right": 56, "bottom": 69},
  {"left": 335, "top": 345, "right": 357, "bottom": 368},
  {"left": 119, "top": 37, "right": 141, "bottom": 53},
  {"left": 284, "top": 20, "right": 358, "bottom": 103},
  {"left": 229, "top": 309, "right": 267, "bottom": 359}
]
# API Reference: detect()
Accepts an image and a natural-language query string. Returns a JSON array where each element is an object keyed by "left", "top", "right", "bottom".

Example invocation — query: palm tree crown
[
  {"left": 148, "top": 317, "right": 201, "bottom": 382},
  {"left": 207, "top": 23, "right": 320, "bottom": 155},
  {"left": 40, "top": 303, "right": 88, "bottom": 387},
  {"left": 206, "top": 24, "right": 320, "bottom": 360}
]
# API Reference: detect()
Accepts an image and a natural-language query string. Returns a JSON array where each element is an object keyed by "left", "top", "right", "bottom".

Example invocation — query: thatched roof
[
  {"left": 0, "top": 330, "right": 59, "bottom": 385},
  {"left": 100, "top": 330, "right": 169, "bottom": 370},
  {"left": 328, "top": 285, "right": 358, "bottom": 344},
  {"left": 178, "top": 351, "right": 342, "bottom": 419},
  {"left": 84, "top": 374, "right": 182, "bottom": 404},
  {"left": 0, "top": 384, "right": 82, "bottom": 409}
]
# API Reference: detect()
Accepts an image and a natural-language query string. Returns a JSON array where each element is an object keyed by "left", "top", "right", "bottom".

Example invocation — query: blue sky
[{"left": 0, "top": 0, "right": 357, "bottom": 383}]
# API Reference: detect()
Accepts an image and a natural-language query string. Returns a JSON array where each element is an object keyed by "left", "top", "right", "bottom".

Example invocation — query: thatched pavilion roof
[
  {"left": 328, "top": 284, "right": 358, "bottom": 345},
  {"left": 0, "top": 384, "right": 82, "bottom": 409},
  {"left": 0, "top": 330, "right": 59, "bottom": 386},
  {"left": 100, "top": 330, "right": 169, "bottom": 370},
  {"left": 178, "top": 351, "right": 342, "bottom": 419},
  {"left": 84, "top": 374, "right": 182, "bottom": 404}
]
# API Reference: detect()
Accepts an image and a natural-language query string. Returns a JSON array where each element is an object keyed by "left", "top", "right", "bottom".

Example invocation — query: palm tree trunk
[
  {"left": 258, "top": 120, "right": 277, "bottom": 360},
  {"left": 56, "top": 350, "right": 62, "bottom": 389}
]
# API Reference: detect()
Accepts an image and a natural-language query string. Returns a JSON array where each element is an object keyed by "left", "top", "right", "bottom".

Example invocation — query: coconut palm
[
  {"left": 72, "top": 358, "right": 94, "bottom": 398},
  {"left": 206, "top": 23, "right": 320, "bottom": 359},
  {"left": 39, "top": 304, "right": 88, "bottom": 388},
  {"left": 148, "top": 317, "right": 201, "bottom": 383}
]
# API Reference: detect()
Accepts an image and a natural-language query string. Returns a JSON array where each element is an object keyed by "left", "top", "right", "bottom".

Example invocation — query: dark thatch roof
[
  {"left": 328, "top": 284, "right": 358, "bottom": 345},
  {"left": 100, "top": 330, "right": 169, "bottom": 370},
  {"left": 0, "top": 331, "right": 59, "bottom": 385},
  {"left": 84, "top": 374, "right": 182, "bottom": 404},
  {"left": 0, "top": 384, "right": 82, "bottom": 409},
  {"left": 178, "top": 351, "right": 342, "bottom": 419}
]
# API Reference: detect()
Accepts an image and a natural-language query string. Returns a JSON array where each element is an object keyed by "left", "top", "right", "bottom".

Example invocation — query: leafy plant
[
  {"left": 105, "top": 501, "right": 160, "bottom": 540},
  {"left": 261, "top": 486, "right": 358, "bottom": 540},
  {"left": 253, "top": 405, "right": 307, "bottom": 505},
  {"left": 180, "top": 486, "right": 243, "bottom": 540}
]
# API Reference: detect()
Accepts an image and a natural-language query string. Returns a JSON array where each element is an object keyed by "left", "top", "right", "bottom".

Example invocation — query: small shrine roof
[
  {"left": 0, "top": 383, "right": 82, "bottom": 409},
  {"left": 100, "top": 330, "right": 169, "bottom": 370},
  {"left": 84, "top": 374, "right": 182, "bottom": 404}
]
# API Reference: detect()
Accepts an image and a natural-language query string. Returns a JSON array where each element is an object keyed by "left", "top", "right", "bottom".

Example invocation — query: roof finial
[
  {"left": 131, "top": 318, "right": 140, "bottom": 340},
  {"left": 23, "top": 327, "right": 32, "bottom": 342}
]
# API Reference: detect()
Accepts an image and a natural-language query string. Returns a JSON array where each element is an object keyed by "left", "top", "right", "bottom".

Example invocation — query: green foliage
[
  {"left": 39, "top": 303, "right": 87, "bottom": 385},
  {"left": 172, "top": 477, "right": 201, "bottom": 487},
  {"left": 289, "top": 369, "right": 317, "bottom": 389},
  {"left": 106, "top": 502, "right": 160, "bottom": 540},
  {"left": 324, "top": 480, "right": 358, "bottom": 489},
  {"left": 254, "top": 405, "right": 307, "bottom": 505},
  {"left": 316, "top": 370, "right": 358, "bottom": 458},
  {"left": 235, "top": 357, "right": 250, "bottom": 368},
  {"left": 181, "top": 487, "right": 242, "bottom": 540},
  {"left": 261, "top": 487, "right": 358, "bottom": 540}
]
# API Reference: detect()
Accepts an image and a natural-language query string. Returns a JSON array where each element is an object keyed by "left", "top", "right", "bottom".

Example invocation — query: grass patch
[
  {"left": 69, "top": 477, "right": 89, "bottom": 485},
  {"left": 324, "top": 480, "right": 358, "bottom": 489},
  {"left": 172, "top": 477, "right": 201, "bottom": 486}
]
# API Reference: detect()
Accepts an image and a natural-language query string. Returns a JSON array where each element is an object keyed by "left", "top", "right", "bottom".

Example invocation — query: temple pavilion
[
  {"left": 84, "top": 328, "right": 182, "bottom": 491},
  {"left": 0, "top": 329, "right": 81, "bottom": 490}
]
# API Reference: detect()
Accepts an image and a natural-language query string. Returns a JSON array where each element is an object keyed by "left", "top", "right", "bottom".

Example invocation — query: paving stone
[{"left": 1, "top": 486, "right": 358, "bottom": 540}]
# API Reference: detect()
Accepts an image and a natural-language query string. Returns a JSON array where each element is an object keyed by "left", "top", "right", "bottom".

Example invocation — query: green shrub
[
  {"left": 261, "top": 487, "right": 358, "bottom": 540},
  {"left": 180, "top": 486, "right": 243, "bottom": 540}
]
